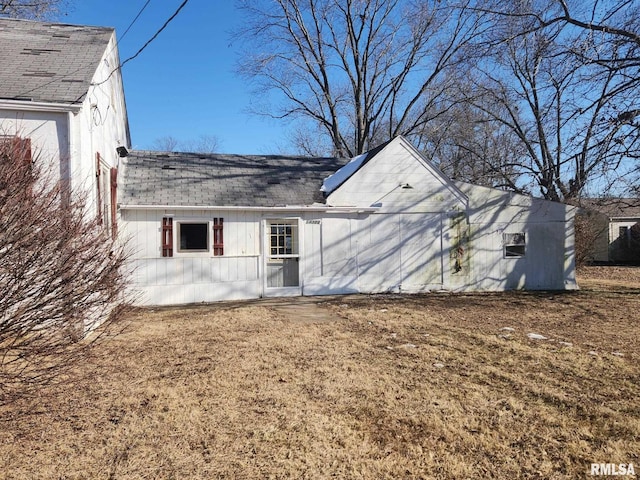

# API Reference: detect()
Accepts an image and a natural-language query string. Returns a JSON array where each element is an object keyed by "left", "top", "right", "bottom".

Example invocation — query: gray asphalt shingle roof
[
  {"left": 0, "top": 18, "right": 112, "bottom": 104},
  {"left": 580, "top": 198, "right": 640, "bottom": 218},
  {"left": 121, "top": 151, "right": 348, "bottom": 207}
]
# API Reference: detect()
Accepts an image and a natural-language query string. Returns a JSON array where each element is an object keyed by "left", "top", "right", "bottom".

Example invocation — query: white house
[
  {"left": 0, "top": 18, "right": 578, "bottom": 307},
  {"left": 580, "top": 198, "right": 640, "bottom": 263},
  {"left": 120, "top": 137, "right": 578, "bottom": 305},
  {"left": 0, "top": 18, "right": 130, "bottom": 236}
]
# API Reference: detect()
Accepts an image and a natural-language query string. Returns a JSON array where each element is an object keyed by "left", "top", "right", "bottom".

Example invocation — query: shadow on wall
[{"left": 315, "top": 181, "right": 575, "bottom": 293}]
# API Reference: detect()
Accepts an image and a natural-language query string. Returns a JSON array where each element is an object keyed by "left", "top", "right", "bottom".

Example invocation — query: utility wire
[
  {"left": 13, "top": 0, "right": 188, "bottom": 100},
  {"left": 93, "top": 0, "right": 190, "bottom": 86},
  {"left": 121, "top": 0, "right": 189, "bottom": 69},
  {"left": 118, "top": 0, "right": 153, "bottom": 44}
]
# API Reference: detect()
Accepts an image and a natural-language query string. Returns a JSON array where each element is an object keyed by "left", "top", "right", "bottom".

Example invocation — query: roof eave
[
  {"left": 119, "top": 204, "right": 379, "bottom": 214},
  {"left": 0, "top": 98, "right": 82, "bottom": 113}
]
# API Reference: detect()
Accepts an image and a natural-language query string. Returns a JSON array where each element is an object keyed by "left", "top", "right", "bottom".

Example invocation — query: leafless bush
[
  {"left": 574, "top": 210, "right": 608, "bottom": 267},
  {"left": 0, "top": 138, "right": 130, "bottom": 403}
]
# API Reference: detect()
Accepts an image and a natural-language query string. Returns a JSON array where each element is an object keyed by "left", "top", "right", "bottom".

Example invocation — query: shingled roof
[
  {"left": 121, "top": 151, "right": 348, "bottom": 208},
  {"left": 0, "top": 18, "right": 113, "bottom": 104},
  {"left": 580, "top": 198, "right": 640, "bottom": 218}
]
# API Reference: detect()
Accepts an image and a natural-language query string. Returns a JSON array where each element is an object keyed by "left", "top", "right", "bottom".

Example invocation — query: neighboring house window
[
  {"left": 213, "top": 217, "right": 224, "bottom": 256},
  {"left": 503, "top": 233, "right": 526, "bottom": 258},
  {"left": 162, "top": 217, "right": 173, "bottom": 257},
  {"left": 619, "top": 226, "right": 630, "bottom": 248}
]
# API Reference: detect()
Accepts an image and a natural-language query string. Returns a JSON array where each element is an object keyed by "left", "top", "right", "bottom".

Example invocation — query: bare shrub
[
  {"left": 0, "top": 137, "right": 130, "bottom": 403},
  {"left": 574, "top": 210, "right": 607, "bottom": 267}
]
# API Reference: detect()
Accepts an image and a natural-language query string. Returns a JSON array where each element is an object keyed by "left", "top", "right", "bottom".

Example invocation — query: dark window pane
[
  {"left": 180, "top": 223, "right": 208, "bottom": 251},
  {"left": 505, "top": 245, "right": 526, "bottom": 257}
]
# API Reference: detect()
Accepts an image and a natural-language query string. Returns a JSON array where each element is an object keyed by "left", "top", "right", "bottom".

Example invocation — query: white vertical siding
[
  {"left": 0, "top": 110, "right": 69, "bottom": 184},
  {"left": 327, "top": 139, "right": 466, "bottom": 213},
  {"left": 122, "top": 209, "right": 262, "bottom": 305}
]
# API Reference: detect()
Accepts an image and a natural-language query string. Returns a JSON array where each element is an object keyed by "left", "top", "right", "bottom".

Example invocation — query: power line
[
  {"left": 13, "top": 0, "right": 189, "bottom": 100},
  {"left": 121, "top": 0, "right": 189, "bottom": 68},
  {"left": 118, "top": 0, "right": 153, "bottom": 44},
  {"left": 94, "top": 0, "right": 190, "bottom": 86}
]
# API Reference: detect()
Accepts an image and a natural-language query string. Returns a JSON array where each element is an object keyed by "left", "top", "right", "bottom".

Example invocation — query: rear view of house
[
  {"left": 0, "top": 19, "right": 577, "bottom": 307},
  {"left": 121, "top": 137, "right": 578, "bottom": 305}
]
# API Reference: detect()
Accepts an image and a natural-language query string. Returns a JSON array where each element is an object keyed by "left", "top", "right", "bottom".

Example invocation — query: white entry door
[{"left": 264, "top": 219, "right": 302, "bottom": 296}]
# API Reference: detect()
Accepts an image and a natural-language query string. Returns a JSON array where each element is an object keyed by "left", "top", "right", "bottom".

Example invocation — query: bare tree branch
[
  {"left": 236, "top": 0, "right": 486, "bottom": 157},
  {"left": 0, "top": 138, "right": 131, "bottom": 403}
]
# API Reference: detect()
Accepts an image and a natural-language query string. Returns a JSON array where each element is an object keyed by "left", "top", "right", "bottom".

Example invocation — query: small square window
[
  {"left": 503, "top": 232, "right": 526, "bottom": 258},
  {"left": 179, "top": 223, "right": 209, "bottom": 251}
]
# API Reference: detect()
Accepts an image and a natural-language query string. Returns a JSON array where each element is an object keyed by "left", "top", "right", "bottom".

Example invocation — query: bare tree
[
  {"left": 237, "top": 0, "right": 489, "bottom": 157},
  {"left": 0, "top": 0, "right": 70, "bottom": 19},
  {"left": 152, "top": 134, "right": 220, "bottom": 154},
  {"left": 152, "top": 135, "right": 180, "bottom": 152},
  {"left": 463, "top": 0, "right": 640, "bottom": 200},
  {"left": 0, "top": 138, "right": 130, "bottom": 403},
  {"left": 182, "top": 134, "right": 220, "bottom": 154},
  {"left": 421, "top": 96, "right": 527, "bottom": 190}
]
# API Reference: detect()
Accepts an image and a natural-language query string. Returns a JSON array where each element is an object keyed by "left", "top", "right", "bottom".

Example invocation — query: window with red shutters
[{"left": 95, "top": 153, "right": 103, "bottom": 224}]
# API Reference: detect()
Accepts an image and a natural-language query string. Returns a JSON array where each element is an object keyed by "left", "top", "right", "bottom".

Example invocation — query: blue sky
[{"left": 65, "top": 0, "right": 285, "bottom": 154}]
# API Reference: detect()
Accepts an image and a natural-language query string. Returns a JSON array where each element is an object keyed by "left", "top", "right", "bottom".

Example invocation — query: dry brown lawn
[{"left": 1, "top": 267, "right": 639, "bottom": 479}]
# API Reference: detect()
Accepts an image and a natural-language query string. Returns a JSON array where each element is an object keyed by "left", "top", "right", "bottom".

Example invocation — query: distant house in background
[
  {"left": 121, "top": 137, "right": 578, "bottom": 306},
  {"left": 580, "top": 199, "right": 640, "bottom": 263},
  {"left": 0, "top": 18, "right": 130, "bottom": 236}
]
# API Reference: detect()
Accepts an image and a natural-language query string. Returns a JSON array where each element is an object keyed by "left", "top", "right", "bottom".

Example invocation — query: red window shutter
[
  {"left": 15, "top": 138, "right": 33, "bottom": 195},
  {"left": 162, "top": 217, "right": 173, "bottom": 257},
  {"left": 213, "top": 217, "right": 224, "bottom": 256},
  {"left": 2, "top": 137, "right": 33, "bottom": 192},
  {"left": 95, "top": 153, "right": 102, "bottom": 224},
  {"left": 110, "top": 167, "right": 118, "bottom": 239},
  {"left": 14, "top": 138, "right": 31, "bottom": 166}
]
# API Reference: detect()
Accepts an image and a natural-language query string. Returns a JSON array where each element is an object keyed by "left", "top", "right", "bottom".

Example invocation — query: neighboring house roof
[
  {"left": 121, "top": 150, "right": 347, "bottom": 208},
  {"left": 0, "top": 18, "right": 113, "bottom": 104},
  {"left": 579, "top": 198, "right": 640, "bottom": 219}
]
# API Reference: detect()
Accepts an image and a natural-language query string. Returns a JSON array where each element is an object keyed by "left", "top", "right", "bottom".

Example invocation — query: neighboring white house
[
  {"left": 120, "top": 137, "right": 578, "bottom": 306},
  {"left": 580, "top": 198, "right": 640, "bottom": 263},
  {"left": 0, "top": 18, "right": 130, "bottom": 236}
]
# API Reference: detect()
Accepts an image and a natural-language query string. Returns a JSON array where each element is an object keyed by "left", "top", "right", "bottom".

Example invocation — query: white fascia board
[
  {"left": 0, "top": 99, "right": 81, "bottom": 113},
  {"left": 609, "top": 215, "right": 640, "bottom": 221},
  {"left": 119, "top": 204, "right": 379, "bottom": 214}
]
